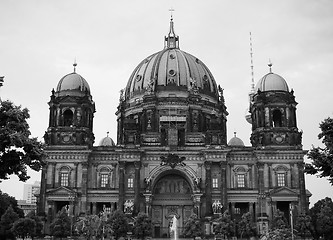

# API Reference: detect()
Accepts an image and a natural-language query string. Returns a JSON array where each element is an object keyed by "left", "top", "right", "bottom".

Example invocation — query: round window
[{"left": 168, "top": 69, "right": 176, "bottom": 76}]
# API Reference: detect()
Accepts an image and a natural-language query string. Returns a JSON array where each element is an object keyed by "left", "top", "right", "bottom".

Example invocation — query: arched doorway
[{"left": 151, "top": 171, "right": 194, "bottom": 238}]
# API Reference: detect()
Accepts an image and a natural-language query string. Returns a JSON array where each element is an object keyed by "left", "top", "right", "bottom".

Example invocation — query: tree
[
  {"left": 237, "top": 212, "right": 257, "bottom": 239},
  {"left": 0, "top": 190, "right": 24, "bottom": 218},
  {"left": 305, "top": 117, "right": 333, "bottom": 185},
  {"left": 271, "top": 209, "right": 288, "bottom": 230},
  {"left": 0, "top": 100, "right": 45, "bottom": 182},
  {"left": 294, "top": 213, "right": 312, "bottom": 240},
  {"left": 308, "top": 197, "right": 333, "bottom": 240},
  {"left": 49, "top": 207, "right": 71, "bottom": 239},
  {"left": 132, "top": 212, "right": 152, "bottom": 240},
  {"left": 213, "top": 211, "right": 235, "bottom": 239},
  {"left": 262, "top": 209, "right": 292, "bottom": 240},
  {"left": 26, "top": 210, "right": 43, "bottom": 237},
  {"left": 75, "top": 215, "right": 103, "bottom": 240},
  {"left": 182, "top": 214, "right": 203, "bottom": 240},
  {"left": 263, "top": 228, "right": 292, "bottom": 240},
  {"left": 107, "top": 210, "right": 129, "bottom": 240},
  {"left": 0, "top": 205, "right": 19, "bottom": 240},
  {"left": 11, "top": 218, "right": 36, "bottom": 240}
]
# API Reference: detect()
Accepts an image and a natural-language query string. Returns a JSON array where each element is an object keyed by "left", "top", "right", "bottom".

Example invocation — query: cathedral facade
[{"left": 38, "top": 19, "right": 310, "bottom": 236}]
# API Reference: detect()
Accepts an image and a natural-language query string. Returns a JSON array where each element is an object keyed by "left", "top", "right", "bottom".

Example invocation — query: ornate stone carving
[{"left": 160, "top": 154, "right": 186, "bottom": 169}]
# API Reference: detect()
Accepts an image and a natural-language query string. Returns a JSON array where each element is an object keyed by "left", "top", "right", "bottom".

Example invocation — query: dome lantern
[{"left": 164, "top": 16, "right": 179, "bottom": 49}]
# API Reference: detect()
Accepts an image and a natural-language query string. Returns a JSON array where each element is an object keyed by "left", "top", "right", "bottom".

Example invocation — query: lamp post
[
  {"left": 290, "top": 203, "right": 294, "bottom": 240},
  {"left": 100, "top": 204, "right": 107, "bottom": 240}
]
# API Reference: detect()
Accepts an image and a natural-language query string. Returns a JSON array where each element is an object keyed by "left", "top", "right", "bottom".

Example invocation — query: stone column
[
  {"left": 248, "top": 164, "right": 253, "bottom": 189},
  {"left": 249, "top": 202, "right": 255, "bottom": 221},
  {"left": 51, "top": 162, "right": 56, "bottom": 188},
  {"left": 38, "top": 164, "right": 47, "bottom": 215},
  {"left": 230, "top": 202, "right": 235, "bottom": 219},
  {"left": 92, "top": 202, "right": 97, "bottom": 215},
  {"left": 74, "top": 162, "right": 78, "bottom": 188},
  {"left": 257, "top": 162, "right": 266, "bottom": 217},
  {"left": 220, "top": 162, "right": 228, "bottom": 211},
  {"left": 81, "top": 162, "right": 88, "bottom": 214},
  {"left": 205, "top": 161, "right": 213, "bottom": 216},
  {"left": 93, "top": 163, "right": 98, "bottom": 189},
  {"left": 298, "top": 162, "right": 307, "bottom": 213},
  {"left": 267, "top": 163, "right": 272, "bottom": 189},
  {"left": 118, "top": 161, "right": 125, "bottom": 212},
  {"left": 134, "top": 161, "right": 141, "bottom": 215}
]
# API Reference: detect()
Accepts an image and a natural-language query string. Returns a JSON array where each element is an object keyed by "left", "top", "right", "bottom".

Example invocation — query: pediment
[
  {"left": 269, "top": 186, "right": 298, "bottom": 196},
  {"left": 47, "top": 186, "right": 75, "bottom": 196},
  {"left": 58, "top": 95, "right": 80, "bottom": 103}
]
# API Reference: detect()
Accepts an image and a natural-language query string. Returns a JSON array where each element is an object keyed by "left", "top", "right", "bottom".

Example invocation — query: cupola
[
  {"left": 44, "top": 63, "right": 95, "bottom": 147},
  {"left": 249, "top": 63, "right": 302, "bottom": 148}
]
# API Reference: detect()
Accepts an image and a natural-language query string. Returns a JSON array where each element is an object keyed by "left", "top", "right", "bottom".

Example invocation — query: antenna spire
[
  {"left": 169, "top": 8, "right": 175, "bottom": 20},
  {"left": 249, "top": 32, "right": 255, "bottom": 93}
]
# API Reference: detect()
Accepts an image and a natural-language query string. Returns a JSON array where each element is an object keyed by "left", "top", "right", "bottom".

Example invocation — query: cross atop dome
[{"left": 165, "top": 10, "right": 179, "bottom": 49}]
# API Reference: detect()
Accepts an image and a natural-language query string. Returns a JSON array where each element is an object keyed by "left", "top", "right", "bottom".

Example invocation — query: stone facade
[{"left": 38, "top": 19, "right": 310, "bottom": 236}]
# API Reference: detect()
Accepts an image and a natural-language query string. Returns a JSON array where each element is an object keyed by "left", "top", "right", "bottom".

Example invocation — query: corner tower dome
[
  {"left": 255, "top": 63, "right": 289, "bottom": 92},
  {"left": 56, "top": 63, "right": 90, "bottom": 96},
  {"left": 124, "top": 17, "right": 219, "bottom": 103}
]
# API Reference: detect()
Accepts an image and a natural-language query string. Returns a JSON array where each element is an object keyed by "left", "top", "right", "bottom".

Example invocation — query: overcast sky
[{"left": 0, "top": 0, "right": 332, "bottom": 206}]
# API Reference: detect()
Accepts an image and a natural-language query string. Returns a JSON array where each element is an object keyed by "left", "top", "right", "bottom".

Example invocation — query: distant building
[
  {"left": 39, "top": 18, "right": 311, "bottom": 236},
  {"left": 17, "top": 200, "right": 36, "bottom": 216},
  {"left": 23, "top": 181, "right": 40, "bottom": 204}
]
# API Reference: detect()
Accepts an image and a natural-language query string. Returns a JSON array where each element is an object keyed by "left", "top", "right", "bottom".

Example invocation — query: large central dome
[
  {"left": 117, "top": 18, "right": 227, "bottom": 147},
  {"left": 124, "top": 18, "right": 219, "bottom": 104}
]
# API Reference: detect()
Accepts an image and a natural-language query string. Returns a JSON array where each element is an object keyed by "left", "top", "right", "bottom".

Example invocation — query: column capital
[
  {"left": 204, "top": 161, "right": 212, "bottom": 170},
  {"left": 220, "top": 161, "right": 227, "bottom": 168},
  {"left": 119, "top": 161, "right": 126, "bottom": 169},
  {"left": 134, "top": 161, "right": 141, "bottom": 169},
  {"left": 297, "top": 162, "right": 305, "bottom": 169}
]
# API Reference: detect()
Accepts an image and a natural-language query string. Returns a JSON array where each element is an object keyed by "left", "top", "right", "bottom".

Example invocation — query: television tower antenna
[{"left": 249, "top": 32, "right": 255, "bottom": 93}]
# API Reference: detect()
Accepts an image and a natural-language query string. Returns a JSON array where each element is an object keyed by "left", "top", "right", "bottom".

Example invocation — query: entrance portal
[{"left": 151, "top": 173, "right": 194, "bottom": 238}]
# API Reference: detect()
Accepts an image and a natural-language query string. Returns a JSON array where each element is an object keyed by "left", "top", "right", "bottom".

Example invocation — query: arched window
[
  {"left": 234, "top": 166, "right": 247, "bottom": 188},
  {"left": 127, "top": 175, "right": 134, "bottom": 189},
  {"left": 59, "top": 166, "right": 70, "bottom": 187},
  {"left": 97, "top": 166, "right": 113, "bottom": 188},
  {"left": 63, "top": 109, "right": 74, "bottom": 126},
  {"left": 274, "top": 165, "right": 288, "bottom": 187},
  {"left": 272, "top": 109, "right": 282, "bottom": 127}
]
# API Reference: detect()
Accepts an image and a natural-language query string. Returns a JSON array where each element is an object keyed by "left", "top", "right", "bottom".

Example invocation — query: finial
[
  {"left": 234, "top": 132, "right": 237, "bottom": 137},
  {"left": 107, "top": 131, "right": 109, "bottom": 137},
  {"left": 73, "top": 58, "right": 77, "bottom": 73},
  {"left": 165, "top": 9, "right": 179, "bottom": 49},
  {"left": 249, "top": 32, "right": 255, "bottom": 92},
  {"left": 268, "top": 59, "right": 273, "bottom": 73}
]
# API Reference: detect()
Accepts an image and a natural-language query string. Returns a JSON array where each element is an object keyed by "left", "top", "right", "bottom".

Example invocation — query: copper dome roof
[
  {"left": 255, "top": 72, "right": 289, "bottom": 92},
  {"left": 56, "top": 64, "right": 90, "bottom": 96},
  {"left": 124, "top": 18, "right": 219, "bottom": 104}
]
